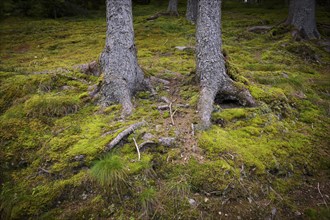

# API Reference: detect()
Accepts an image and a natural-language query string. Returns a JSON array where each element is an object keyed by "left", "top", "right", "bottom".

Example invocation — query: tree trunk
[
  {"left": 186, "top": 0, "right": 198, "bottom": 23},
  {"left": 285, "top": 0, "right": 320, "bottom": 39},
  {"left": 99, "top": 0, "right": 146, "bottom": 116},
  {"left": 167, "top": 0, "right": 179, "bottom": 16},
  {"left": 196, "top": 0, "right": 255, "bottom": 129}
]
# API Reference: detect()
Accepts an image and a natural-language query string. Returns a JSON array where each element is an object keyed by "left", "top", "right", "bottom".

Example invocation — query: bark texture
[
  {"left": 167, "top": 0, "right": 179, "bottom": 16},
  {"left": 196, "top": 0, "right": 255, "bottom": 129},
  {"left": 186, "top": 0, "right": 198, "bottom": 23},
  {"left": 99, "top": 0, "right": 146, "bottom": 116},
  {"left": 286, "top": 0, "right": 320, "bottom": 39}
]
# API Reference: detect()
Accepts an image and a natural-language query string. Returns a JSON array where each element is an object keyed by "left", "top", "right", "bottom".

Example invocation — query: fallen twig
[
  {"left": 150, "top": 76, "right": 170, "bottom": 85},
  {"left": 146, "top": 12, "right": 169, "bottom": 21},
  {"left": 169, "top": 102, "right": 175, "bottom": 125},
  {"left": 133, "top": 138, "right": 141, "bottom": 161},
  {"left": 191, "top": 123, "right": 195, "bottom": 136},
  {"left": 157, "top": 104, "right": 189, "bottom": 110},
  {"left": 157, "top": 105, "right": 170, "bottom": 110},
  {"left": 105, "top": 121, "right": 145, "bottom": 152},
  {"left": 160, "top": 96, "right": 171, "bottom": 104},
  {"left": 247, "top": 25, "right": 273, "bottom": 33},
  {"left": 38, "top": 167, "right": 51, "bottom": 174},
  {"left": 269, "top": 186, "right": 283, "bottom": 201},
  {"left": 317, "top": 182, "right": 328, "bottom": 208}
]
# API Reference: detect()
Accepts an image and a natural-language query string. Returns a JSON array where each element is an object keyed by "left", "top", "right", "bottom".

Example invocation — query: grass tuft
[{"left": 90, "top": 154, "right": 128, "bottom": 194}]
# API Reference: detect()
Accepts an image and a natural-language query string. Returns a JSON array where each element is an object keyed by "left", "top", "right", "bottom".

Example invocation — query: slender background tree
[
  {"left": 285, "top": 0, "right": 320, "bottom": 39},
  {"left": 186, "top": 0, "right": 198, "bottom": 23},
  {"left": 167, "top": 0, "right": 179, "bottom": 16}
]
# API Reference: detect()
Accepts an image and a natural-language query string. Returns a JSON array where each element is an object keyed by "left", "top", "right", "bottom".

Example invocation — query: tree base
[{"left": 198, "top": 80, "right": 256, "bottom": 130}]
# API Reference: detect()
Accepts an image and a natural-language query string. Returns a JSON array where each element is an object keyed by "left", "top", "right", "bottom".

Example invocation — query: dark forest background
[{"left": 1, "top": 0, "right": 329, "bottom": 19}]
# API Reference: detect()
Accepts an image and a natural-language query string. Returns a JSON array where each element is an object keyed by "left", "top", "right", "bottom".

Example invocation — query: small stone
[
  {"left": 82, "top": 192, "right": 88, "bottom": 200},
  {"left": 219, "top": 212, "right": 222, "bottom": 215},
  {"left": 61, "top": 85, "right": 74, "bottom": 90},
  {"left": 159, "top": 137, "right": 176, "bottom": 147},
  {"left": 142, "top": 133, "right": 154, "bottom": 140},
  {"left": 155, "top": 125, "right": 162, "bottom": 132},
  {"left": 175, "top": 46, "right": 188, "bottom": 51},
  {"left": 204, "top": 197, "right": 209, "bottom": 202},
  {"left": 237, "top": 216, "right": 241, "bottom": 220},
  {"left": 271, "top": 207, "right": 277, "bottom": 216},
  {"left": 188, "top": 198, "right": 196, "bottom": 206},
  {"left": 294, "top": 211, "right": 302, "bottom": 216},
  {"left": 282, "top": 72, "right": 289, "bottom": 78},
  {"left": 74, "top": 155, "right": 85, "bottom": 161},
  {"left": 295, "top": 91, "right": 306, "bottom": 99}
]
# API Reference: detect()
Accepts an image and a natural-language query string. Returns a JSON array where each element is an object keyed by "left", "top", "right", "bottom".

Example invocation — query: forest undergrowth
[{"left": 0, "top": 1, "right": 329, "bottom": 219}]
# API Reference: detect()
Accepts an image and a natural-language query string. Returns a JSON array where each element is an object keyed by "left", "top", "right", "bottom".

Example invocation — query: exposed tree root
[
  {"left": 145, "top": 11, "right": 178, "bottom": 21},
  {"left": 73, "top": 60, "right": 100, "bottom": 76},
  {"left": 247, "top": 25, "right": 272, "bottom": 33},
  {"left": 105, "top": 121, "right": 146, "bottom": 152}
]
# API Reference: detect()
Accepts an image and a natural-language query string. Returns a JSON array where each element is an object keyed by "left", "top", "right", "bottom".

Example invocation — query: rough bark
[
  {"left": 196, "top": 0, "right": 255, "bottom": 129},
  {"left": 186, "top": 0, "right": 198, "bottom": 23},
  {"left": 99, "top": 0, "right": 146, "bottom": 116},
  {"left": 167, "top": 0, "right": 179, "bottom": 16},
  {"left": 285, "top": 0, "right": 320, "bottom": 39}
]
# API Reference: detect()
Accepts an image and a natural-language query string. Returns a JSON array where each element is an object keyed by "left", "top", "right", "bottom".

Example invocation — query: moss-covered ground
[{"left": 1, "top": 1, "right": 329, "bottom": 219}]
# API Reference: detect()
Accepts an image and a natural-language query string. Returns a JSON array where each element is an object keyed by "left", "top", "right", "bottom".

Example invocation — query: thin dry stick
[
  {"left": 169, "top": 102, "right": 175, "bottom": 125},
  {"left": 191, "top": 123, "right": 195, "bottom": 136},
  {"left": 133, "top": 138, "right": 141, "bottom": 161},
  {"left": 269, "top": 186, "right": 283, "bottom": 201},
  {"left": 317, "top": 182, "right": 328, "bottom": 208}
]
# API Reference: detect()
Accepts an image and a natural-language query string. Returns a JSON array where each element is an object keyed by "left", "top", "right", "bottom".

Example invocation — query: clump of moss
[
  {"left": 24, "top": 94, "right": 81, "bottom": 117},
  {"left": 212, "top": 108, "right": 249, "bottom": 124},
  {"left": 286, "top": 43, "right": 320, "bottom": 63}
]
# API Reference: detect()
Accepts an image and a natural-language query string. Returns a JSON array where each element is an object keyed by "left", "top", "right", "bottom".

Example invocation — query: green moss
[
  {"left": 24, "top": 94, "right": 81, "bottom": 117},
  {"left": 212, "top": 108, "right": 248, "bottom": 122},
  {"left": 249, "top": 85, "right": 287, "bottom": 103}
]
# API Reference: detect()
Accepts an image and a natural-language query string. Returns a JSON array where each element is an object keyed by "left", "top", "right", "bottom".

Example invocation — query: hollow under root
[{"left": 198, "top": 80, "right": 256, "bottom": 130}]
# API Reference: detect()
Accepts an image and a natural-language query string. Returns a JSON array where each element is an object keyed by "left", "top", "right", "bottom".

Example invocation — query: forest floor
[{"left": 0, "top": 1, "right": 330, "bottom": 219}]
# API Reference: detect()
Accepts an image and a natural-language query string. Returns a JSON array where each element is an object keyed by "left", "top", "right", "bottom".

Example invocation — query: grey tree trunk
[
  {"left": 196, "top": 0, "right": 255, "bottom": 129},
  {"left": 285, "top": 0, "right": 320, "bottom": 39},
  {"left": 186, "top": 0, "right": 198, "bottom": 23},
  {"left": 99, "top": 0, "right": 146, "bottom": 116},
  {"left": 167, "top": 0, "right": 179, "bottom": 16}
]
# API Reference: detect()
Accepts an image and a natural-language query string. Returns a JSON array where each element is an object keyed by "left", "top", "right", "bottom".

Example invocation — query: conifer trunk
[
  {"left": 167, "top": 0, "right": 179, "bottom": 16},
  {"left": 99, "top": 0, "right": 146, "bottom": 116},
  {"left": 286, "top": 0, "right": 320, "bottom": 39},
  {"left": 196, "top": 0, "right": 255, "bottom": 129},
  {"left": 186, "top": 0, "right": 198, "bottom": 23}
]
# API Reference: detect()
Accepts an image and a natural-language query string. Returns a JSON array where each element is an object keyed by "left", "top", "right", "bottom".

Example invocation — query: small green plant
[
  {"left": 90, "top": 154, "right": 128, "bottom": 196},
  {"left": 139, "top": 187, "right": 158, "bottom": 219}
]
